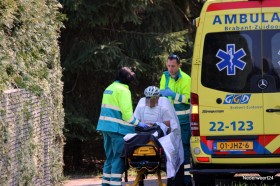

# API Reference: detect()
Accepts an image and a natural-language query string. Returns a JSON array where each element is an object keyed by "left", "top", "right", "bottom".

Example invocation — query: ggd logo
[{"left": 223, "top": 94, "right": 251, "bottom": 104}]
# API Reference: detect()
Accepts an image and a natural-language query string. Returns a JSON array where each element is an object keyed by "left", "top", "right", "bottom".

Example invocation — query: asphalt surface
[{"left": 63, "top": 177, "right": 167, "bottom": 186}]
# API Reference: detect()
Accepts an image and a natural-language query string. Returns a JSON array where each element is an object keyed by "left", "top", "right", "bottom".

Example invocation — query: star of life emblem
[{"left": 216, "top": 44, "right": 247, "bottom": 75}]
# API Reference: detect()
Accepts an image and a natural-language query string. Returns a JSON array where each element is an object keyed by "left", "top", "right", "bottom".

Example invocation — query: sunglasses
[
  {"left": 168, "top": 54, "right": 180, "bottom": 62},
  {"left": 146, "top": 96, "right": 158, "bottom": 99}
]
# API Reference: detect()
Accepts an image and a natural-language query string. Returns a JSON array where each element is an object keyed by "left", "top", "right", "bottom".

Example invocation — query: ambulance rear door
[
  {"left": 197, "top": 0, "right": 265, "bottom": 155},
  {"left": 261, "top": 0, "right": 280, "bottom": 155}
]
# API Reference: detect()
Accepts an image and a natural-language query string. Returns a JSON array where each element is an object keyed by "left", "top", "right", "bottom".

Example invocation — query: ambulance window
[
  {"left": 201, "top": 31, "right": 261, "bottom": 93},
  {"left": 271, "top": 33, "right": 280, "bottom": 87},
  {"left": 262, "top": 30, "right": 280, "bottom": 92},
  {"left": 271, "top": 33, "right": 280, "bottom": 68}
]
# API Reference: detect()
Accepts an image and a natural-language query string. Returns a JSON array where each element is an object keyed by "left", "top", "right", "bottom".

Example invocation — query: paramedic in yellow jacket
[
  {"left": 97, "top": 67, "right": 148, "bottom": 186},
  {"left": 160, "top": 54, "right": 191, "bottom": 186}
]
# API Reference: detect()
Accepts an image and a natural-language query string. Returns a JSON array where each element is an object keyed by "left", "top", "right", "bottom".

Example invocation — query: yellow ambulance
[{"left": 190, "top": 0, "right": 280, "bottom": 184}]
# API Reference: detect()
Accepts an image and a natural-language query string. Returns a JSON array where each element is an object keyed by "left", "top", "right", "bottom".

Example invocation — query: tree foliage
[{"left": 59, "top": 0, "right": 204, "bottom": 172}]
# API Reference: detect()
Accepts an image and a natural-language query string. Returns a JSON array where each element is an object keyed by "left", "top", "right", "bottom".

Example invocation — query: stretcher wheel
[{"left": 139, "top": 180, "right": 144, "bottom": 186}]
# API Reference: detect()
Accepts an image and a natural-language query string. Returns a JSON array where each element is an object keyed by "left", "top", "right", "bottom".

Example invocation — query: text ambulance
[{"left": 190, "top": 0, "right": 280, "bottom": 184}]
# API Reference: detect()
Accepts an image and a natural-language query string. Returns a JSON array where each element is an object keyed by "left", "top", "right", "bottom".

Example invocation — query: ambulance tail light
[
  {"left": 191, "top": 93, "right": 200, "bottom": 136},
  {"left": 197, "top": 157, "right": 210, "bottom": 163}
]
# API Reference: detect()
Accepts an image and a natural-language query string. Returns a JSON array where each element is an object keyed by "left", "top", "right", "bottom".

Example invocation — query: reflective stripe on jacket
[
  {"left": 160, "top": 69, "right": 191, "bottom": 125},
  {"left": 97, "top": 81, "right": 139, "bottom": 135}
]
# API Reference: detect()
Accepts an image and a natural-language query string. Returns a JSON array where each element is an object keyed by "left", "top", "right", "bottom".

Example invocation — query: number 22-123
[{"left": 209, "top": 121, "right": 253, "bottom": 131}]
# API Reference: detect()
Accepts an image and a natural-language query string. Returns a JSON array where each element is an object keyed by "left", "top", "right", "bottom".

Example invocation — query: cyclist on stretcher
[
  {"left": 135, "top": 86, "right": 172, "bottom": 136},
  {"left": 123, "top": 86, "right": 184, "bottom": 179}
]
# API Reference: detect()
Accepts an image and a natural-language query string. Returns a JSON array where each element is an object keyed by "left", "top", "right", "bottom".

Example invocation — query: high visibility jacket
[
  {"left": 97, "top": 81, "right": 139, "bottom": 135},
  {"left": 160, "top": 69, "right": 191, "bottom": 125}
]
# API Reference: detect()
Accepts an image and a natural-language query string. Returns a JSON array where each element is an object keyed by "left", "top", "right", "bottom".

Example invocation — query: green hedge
[{"left": 0, "top": 0, "right": 64, "bottom": 185}]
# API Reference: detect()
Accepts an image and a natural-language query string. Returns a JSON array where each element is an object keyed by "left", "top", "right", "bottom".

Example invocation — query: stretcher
[
  {"left": 122, "top": 97, "right": 184, "bottom": 186},
  {"left": 123, "top": 133, "right": 166, "bottom": 186}
]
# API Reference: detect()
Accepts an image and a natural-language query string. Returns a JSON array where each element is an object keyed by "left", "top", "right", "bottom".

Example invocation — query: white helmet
[{"left": 144, "top": 86, "right": 160, "bottom": 97}]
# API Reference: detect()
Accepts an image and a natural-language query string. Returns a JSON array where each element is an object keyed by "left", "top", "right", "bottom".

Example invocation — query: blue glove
[
  {"left": 138, "top": 122, "right": 148, "bottom": 129},
  {"left": 160, "top": 88, "right": 176, "bottom": 99}
]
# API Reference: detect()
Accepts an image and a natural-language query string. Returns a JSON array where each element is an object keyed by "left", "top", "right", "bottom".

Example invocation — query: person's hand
[
  {"left": 138, "top": 122, "right": 148, "bottom": 129},
  {"left": 160, "top": 88, "right": 176, "bottom": 98}
]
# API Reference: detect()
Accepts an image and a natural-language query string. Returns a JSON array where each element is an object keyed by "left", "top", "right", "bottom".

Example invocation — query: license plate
[{"left": 214, "top": 141, "right": 253, "bottom": 151}]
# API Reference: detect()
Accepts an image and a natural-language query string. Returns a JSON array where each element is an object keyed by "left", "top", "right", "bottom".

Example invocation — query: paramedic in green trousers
[
  {"left": 160, "top": 54, "right": 191, "bottom": 186},
  {"left": 97, "top": 67, "right": 148, "bottom": 186}
]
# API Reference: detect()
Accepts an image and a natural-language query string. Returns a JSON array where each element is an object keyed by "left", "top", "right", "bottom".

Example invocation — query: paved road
[
  {"left": 64, "top": 177, "right": 167, "bottom": 186},
  {"left": 122, "top": 178, "right": 167, "bottom": 186}
]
